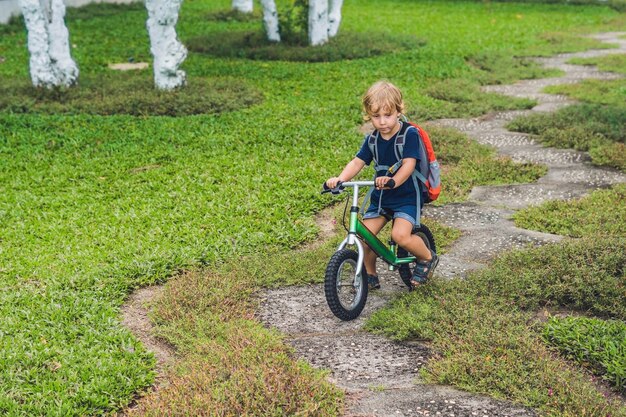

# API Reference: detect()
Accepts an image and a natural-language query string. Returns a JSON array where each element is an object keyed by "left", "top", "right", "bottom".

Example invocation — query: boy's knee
[{"left": 391, "top": 229, "right": 411, "bottom": 246}]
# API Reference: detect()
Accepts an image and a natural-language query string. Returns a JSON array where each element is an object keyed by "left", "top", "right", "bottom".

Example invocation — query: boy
[{"left": 326, "top": 81, "right": 438, "bottom": 289}]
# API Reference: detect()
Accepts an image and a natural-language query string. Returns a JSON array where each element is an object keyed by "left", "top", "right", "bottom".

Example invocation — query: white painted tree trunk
[
  {"left": 145, "top": 0, "right": 187, "bottom": 90},
  {"left": 232, "top": 0, "right": 253, "bottom": 13},
  {"left": 259, "top": 0, "right": 280, "bottom": 42},
  {"left": 328, "top": 0, "right": 343, "bottom": 37},
  {"left": 19, "top": 0, "right": 79, "bottom": 88},
  {"left": 308, "top": 0, "right": 329, "bottom": 46}
]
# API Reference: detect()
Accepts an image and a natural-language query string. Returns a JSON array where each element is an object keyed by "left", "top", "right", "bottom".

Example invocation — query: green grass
[
  {"left": 513, "top": 184, "right": 626, "bottom": 237},
  {"left": 545, "top": 78, "right": 626, "bottom": 108},
  {"left": 507, "top": 103, "right": 626, "bottom": 171},
  {"left": 204, "top": 7, "right": 264, "bottom": 22},
  {"left": 477, "top": 0, "right": 626, "bottom": 12},
  {"left": 126, "top": 269, "right": 344, "bottom": 416},
  {"left": 467, "top": 52, "right": 564, "bottom": 85},
  {"left": 506, "top": 50, "right": 626, "bottom": 171},
  {"left": 366, "top": 236, "right": 626, "bottom": 414},
  {"left": 468, "top": 237, "right": 626, "bottom": 320},
  {"left": 412, "top": 78, "right": 537, "bottom": 120},
  {"left": 568, "top": 52, "right": 626, "bottom": 74},
  {"left": 0, "top": 74, "right": 262, "bottom": 116},
  {"left": 1, "top": 0, "right": 625, "bottom": 414},
  {"left": 512, "top": 185, "right": 626, "bottom": 397},
  {"left": 367, "top": 183, "right": 626, "bottom": 414},
  {"left": 187, "top": 30, "right": 427, "bottom": 61},
  {"left": 543, "top": 316, "right": 626, "bottom": 392},
  {"left": 0, "top": 69, "right": 263, "bottom": 116}
]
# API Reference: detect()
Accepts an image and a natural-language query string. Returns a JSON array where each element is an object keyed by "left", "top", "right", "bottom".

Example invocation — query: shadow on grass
[
  {"left": 410, "top": 78, "right": 537, "bottom": 120},
  {"left": 187, "top": 30, "right": 426, "bottom": 62},
  {"left": 0, "top": 73, "right": 263, "bottom": 117},
  {"left": 204, "top": 8, "right": 263, "bottom": 22}
]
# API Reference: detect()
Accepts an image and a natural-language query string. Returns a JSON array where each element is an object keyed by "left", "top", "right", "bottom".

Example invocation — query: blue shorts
[{"left": 363, "top": 204, "right": 419, "bottom": 226}]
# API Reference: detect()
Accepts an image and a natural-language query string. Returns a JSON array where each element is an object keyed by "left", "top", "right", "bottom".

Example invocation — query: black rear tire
[
  {"left": 324, "top": 248, "right": 368, "bottom": 321},
  {"left": 398, "top": 224, "right": 437, "bottom": 290}
]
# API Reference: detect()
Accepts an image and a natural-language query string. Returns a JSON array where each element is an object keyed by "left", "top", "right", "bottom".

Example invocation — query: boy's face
[{"left": 369, "top": 107, "right": 399, "bottom": 135}]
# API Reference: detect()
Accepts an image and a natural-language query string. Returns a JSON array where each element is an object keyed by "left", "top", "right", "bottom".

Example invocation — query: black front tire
[
  {"left": 324, "top": 248, "right": 368, "bottom": 321},
  {"left": 398, "top": 224, "right": 437, "bottom": 290}
]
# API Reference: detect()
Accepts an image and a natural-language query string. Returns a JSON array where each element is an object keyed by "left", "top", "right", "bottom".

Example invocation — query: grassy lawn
[
  {"left": 367, "top": 210, "right": 626, "bottom": 415},
  {"left": 512, "top": 184, "right": 626, "bottom": 397},
  {"left": 507, "top": 53, "right": 626, "bottom": 170},
  {"left": 1, "top": 0, "right": 625, "bottom": 414}
]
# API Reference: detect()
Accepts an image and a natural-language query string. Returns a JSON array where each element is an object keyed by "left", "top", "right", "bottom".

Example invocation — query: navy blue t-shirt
[{"left": 356, "top": 122, "right": 422, "bottom": 209}]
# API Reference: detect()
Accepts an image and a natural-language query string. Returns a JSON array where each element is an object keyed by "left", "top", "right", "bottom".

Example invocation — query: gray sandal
[{"left": 410, "top": 251, "right": 439, "bottom": 288}]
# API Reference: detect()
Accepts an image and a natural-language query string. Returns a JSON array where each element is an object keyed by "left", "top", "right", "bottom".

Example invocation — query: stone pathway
[{"left": 258, "top": 32, "right": 626, "bottom": 416}]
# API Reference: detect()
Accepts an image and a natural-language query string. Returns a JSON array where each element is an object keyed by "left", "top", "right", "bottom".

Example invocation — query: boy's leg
[
  {"left": 361, "top": 216, "right": 387, "bottom": 276},
  {"left": 392, "top": 217, "right": 438, "bottom": 286},
  {"left": 390, "top": 218, "right": 431, "bottom": 261}
]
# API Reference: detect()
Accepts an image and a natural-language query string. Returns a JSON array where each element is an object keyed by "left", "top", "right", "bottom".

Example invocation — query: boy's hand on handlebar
[
  {"left": 322, "top": 177, "right": 345, "bottom": 194},
  {"left": 326, "top": 177, "right": 343, "bottom": 189},
  {"left": 375, "top": 176, "right": 395, "bottom": 190}
]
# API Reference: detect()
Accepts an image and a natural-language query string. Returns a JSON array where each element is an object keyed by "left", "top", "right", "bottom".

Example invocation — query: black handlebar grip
[
  {"left": 385, "top": 179, "right": 396, "bottom": 189},
  {"left": 322, "top": 181, "right": 344, "bottom": 194}
]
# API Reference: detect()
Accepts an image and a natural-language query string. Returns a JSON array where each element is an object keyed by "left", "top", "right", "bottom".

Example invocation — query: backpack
[{"left": 364, "top": 119, "right": 441, "bottom": 210}]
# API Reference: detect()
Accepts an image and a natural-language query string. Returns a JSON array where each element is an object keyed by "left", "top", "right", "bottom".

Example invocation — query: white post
[
  {"left": 232, "top": 0, "right": 253, "bottom": 13},
  {"left": 328, "top": 0, "right": 343, "bottom": 38},
  {"left": 145, "top": 0, "right": 187, "bottom": 90},
  {"left": 259, "top": 0, "right": 280, "bottom": 42},
  {"left": 19, "top": 0, "right": 79, "bottom": 88},
  {"left": 48, "top": 0, "right": 79, "bottom": 86},
  {"left": 308, "top": 0, "right": 329, "bottom": 46}
]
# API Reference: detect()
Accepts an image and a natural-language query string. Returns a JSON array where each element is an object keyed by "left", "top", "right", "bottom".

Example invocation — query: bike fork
[{"left": 337, "top": 233, "right": 366, "bottom": 279}]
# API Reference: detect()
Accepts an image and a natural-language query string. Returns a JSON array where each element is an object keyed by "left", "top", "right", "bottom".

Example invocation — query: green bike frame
[{"left": 337, "top": 181, "right": 416, "bottom": 277}]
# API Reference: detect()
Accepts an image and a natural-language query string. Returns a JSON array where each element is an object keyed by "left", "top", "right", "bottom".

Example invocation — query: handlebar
[{"left": 321, "top": 179, "right": 396, "bottom": 194}]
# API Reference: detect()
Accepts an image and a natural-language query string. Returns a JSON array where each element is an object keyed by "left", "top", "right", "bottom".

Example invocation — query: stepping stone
[
  {"left": 347, "top": 385, "right": 537, "bottom": 417},
  {"left": 540, "top": 165, "right": 626, "bottom": 187},
  {"left": 290, "top": 334, "right": 428, "bottom": 390},
  {"left": 468, "top": 183, "right": 594, "bottom": 210},
  {"left": 257, "top": 284, "right": 386, "bottom": 335},
  {"left": 504, "top": 145, "right": 590, "bottom": 165},
  {"left": 108, "top": 62, "right": 149, "bottom": 71},
  {"left": 465, "top": 131, "right": 535, "bottom": 148}
]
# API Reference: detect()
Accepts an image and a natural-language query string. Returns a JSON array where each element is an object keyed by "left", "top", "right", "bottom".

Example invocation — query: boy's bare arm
[{"left": 326, "top": 157, "right": 366, "bottom": 188}]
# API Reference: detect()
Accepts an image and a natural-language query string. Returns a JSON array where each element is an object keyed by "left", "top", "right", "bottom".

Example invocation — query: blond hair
[{"left": 362, "top": 81, "right": 405, "bottom": 121}]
